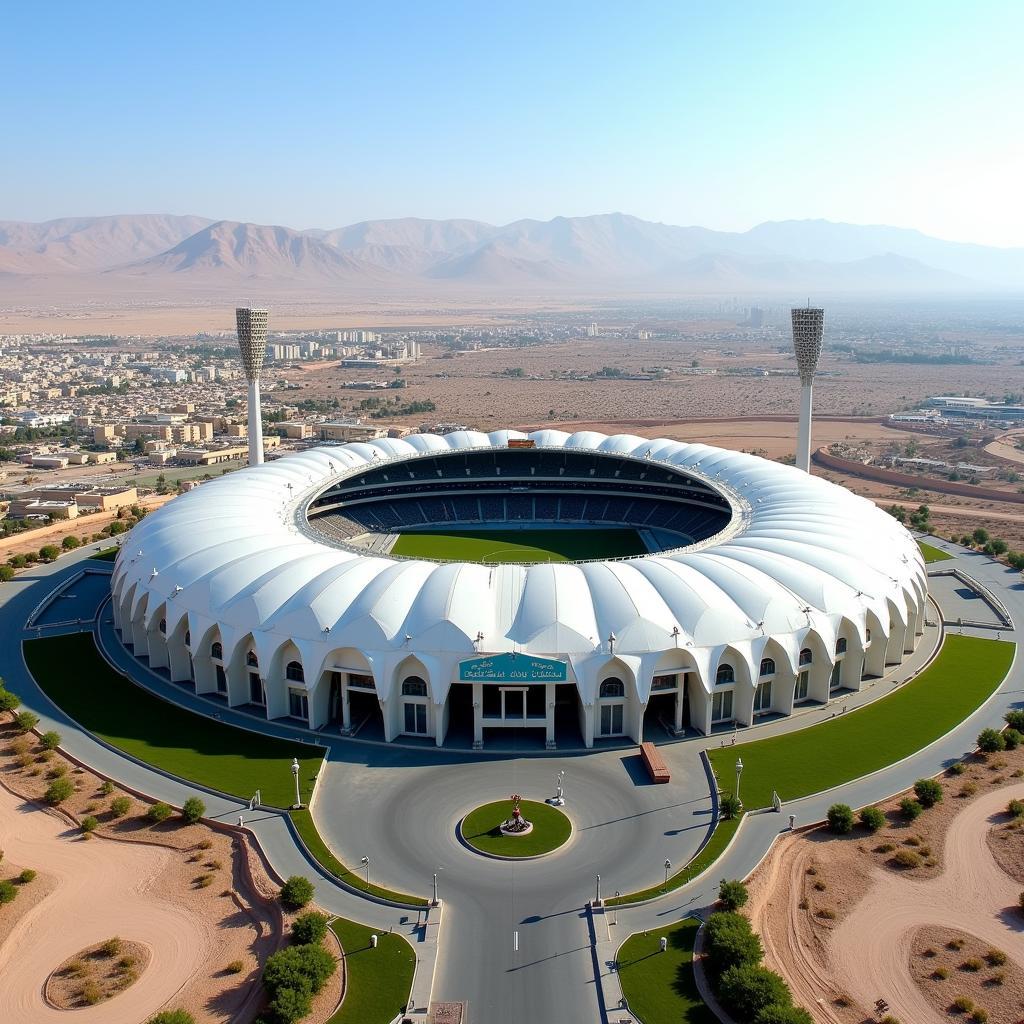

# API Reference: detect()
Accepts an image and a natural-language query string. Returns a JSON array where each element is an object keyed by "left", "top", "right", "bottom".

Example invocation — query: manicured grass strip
[
  {"left": 390, "top": 527, "right": 646, "bottom": 564},
  {"left": 918, "top": 540, "right": 954, "bottom": 563},
  {"left": 89, "top": 547, "right": 120, "bottom": 562},
  {"left": 291, "top": 808, "right": 426, "bottom": 906},
  {"left": 328, "top": 917, "right": 416, "bottom": 1024},
  {"left": 460, "top": 799, "right": 572, "bottom": 856},
  {"left": 606, "top": 815, "right": 741, "bottom": 907},
  {"left": 617, "top": 918, "right": 716, "bottom": 1024},
  {"left": 709, "top": 634, "right": 1014, "bottom": 811}
]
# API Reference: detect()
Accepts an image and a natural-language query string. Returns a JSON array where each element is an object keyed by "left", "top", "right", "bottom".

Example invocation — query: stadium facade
[{"left": 110, "top": 430, "right": 928, "bottom": 749}]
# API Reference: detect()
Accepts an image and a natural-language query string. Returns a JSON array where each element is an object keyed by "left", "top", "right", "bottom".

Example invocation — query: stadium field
[{"left": 390, "top": 527, "right": 647, "bottom": 563}]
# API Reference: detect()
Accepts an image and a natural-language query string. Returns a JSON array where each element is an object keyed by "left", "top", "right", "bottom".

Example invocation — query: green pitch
[{"left": 390, "top": 527, "right": 647, "bottom": 563}]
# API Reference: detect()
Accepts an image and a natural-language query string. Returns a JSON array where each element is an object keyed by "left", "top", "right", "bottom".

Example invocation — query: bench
[{"left": 640, "top": 741, "right": 670, "bottom": 783}]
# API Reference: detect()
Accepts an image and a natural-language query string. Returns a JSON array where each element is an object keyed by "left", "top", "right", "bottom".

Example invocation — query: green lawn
[
  {"left": 24, "top": 632, "right": 427, "bottom": 905},
  {"left": 606, "top": 815, "right": 741, "bottom": 907},
  {"left": 89, "top": 547, "right": 119, "bottom": 562},
  {"left": 460, "top": 799, "right": 572, "bottom": 856},
  {"left": 617, "top": 919, "right": 715, "bottom": 1024},
  {"left": 390, "top": 527, "right": 647, "bottom": 564},
  {"left": 709, "top": 634, "right": 1014, "bottom": 810},
  {"left": 918, "top": 540, "right": 954, "bottom": 563},
  {"left": 328, "top": 918, "right": 416, "bottom": 1024},
  {"left": 23, "top": 633, "right": 323, "bottom": 808}
]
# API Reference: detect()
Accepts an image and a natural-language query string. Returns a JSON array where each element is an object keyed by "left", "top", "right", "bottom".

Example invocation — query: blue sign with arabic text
[{"left": 458, "top": 653, "right": 567, "bottom": 683}]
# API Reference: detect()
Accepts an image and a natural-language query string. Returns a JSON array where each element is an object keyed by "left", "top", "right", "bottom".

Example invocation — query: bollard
[
  {"left": 788, "top": 814, "right": 796, "bottom": 830},
  {"left": 370, "top": 934, "right": 378, "bottom": 949},
  {"left": 659, "top": 936, "right": 668, "bottom": 953}
]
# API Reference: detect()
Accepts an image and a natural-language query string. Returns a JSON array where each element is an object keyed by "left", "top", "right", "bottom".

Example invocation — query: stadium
[{"left": 110, "top": 429, "right": 928, "bottom": 750}]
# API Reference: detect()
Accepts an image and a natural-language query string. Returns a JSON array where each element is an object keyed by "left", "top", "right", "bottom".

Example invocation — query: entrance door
[
  {"left": 599, "top": 702, "right": 624, "bottom": 736},
  {"left": 249, "top": 672, "right": 265, "bottom": 705},
  {"left": 215, "top": 665, "right": 227, "bottom": 694},
  {"left": 403, "top": 702, "right": 427, "bottom": 734}
]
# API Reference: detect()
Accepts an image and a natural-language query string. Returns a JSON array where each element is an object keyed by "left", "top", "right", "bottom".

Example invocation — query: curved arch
[
  {"left": 393, "top": 655, "right": 433, "bottom": 740},
  {"left": 145, "top": 600, "right": 169, "bottom": 670}
]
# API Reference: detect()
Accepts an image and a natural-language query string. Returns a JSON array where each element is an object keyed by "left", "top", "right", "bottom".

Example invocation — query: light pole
[
  {"left": 664, "top": 859, "right": 672, "bottom": 886},
  {"left": 432, "top": 872, "right": 439, "bottom": 906},
  {"left": 735, "top": 757, "right": 744, "bottom": 809},
  {"left": 290, "top": 757, "right": 303, "bottom": 810},
  {"left": 361, "top": 856, "right": 370, "bottom": 886}
]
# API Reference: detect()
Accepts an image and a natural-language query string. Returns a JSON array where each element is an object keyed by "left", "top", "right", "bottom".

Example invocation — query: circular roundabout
[{"left": 458, "top": 798, "right": 573, "bottom": 859}]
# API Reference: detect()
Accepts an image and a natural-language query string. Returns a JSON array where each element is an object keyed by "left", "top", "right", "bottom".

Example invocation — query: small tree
[
  {"left": 718, "top": 963, "right": 793, "bottom": 1019},
  {"left": 977, "top": 728, "right": 1006, "bottom": 753},
  {"left": 45, "top": 777, "right": 74, "bottom": 805},
  {"left": 40, "top": 730, "right": 61, "bottom": 751},
  {"left": 754, "top": 1006, "right": 815, "bottom": 1024},
  {"left": 14, "top": 710, "right": 39, "bottom": 733},
  {"left": 0, "top": 688, "right": 20, "bottom": 712},
  {"left": 826, "top": 803, "right": 854, "bottom": 834},
  {"left": 181, "top": 796, "right": 205, "bottom": 824},
  {"left": 61, "top": 535, "right": 81, "bottom": 550},
  {"left": 291, "top": 911, "right": 329, "bottom": 945},
  {"left": 0, "top": 566, "right": 13, "bottom": 582},
  {"left": 1003, "top": 728, "right": 1022, "bottom": 750},
  {"left": 39, "top": 544, "right": 61, "bottom": 562},
  {"left": 1005, "top": 710, "right": 1024, "bottom": 731},
  {"left": 147, "top": 1012, "right": 196, "bottom": 1024},
  {"left": 720, "top": 793, "right": 742, "bottom": 819},
  {"left": 973, "top": 527, "right": 990, "bottom": 546},
  {"left": 859, "top": 806, "right": 886, "bottom": 832},
  {"left": 147, "top": 801, "right": 173, "bottom": 823},
  {"left": 81, "top": 815, "right": 99, "bottom": 834},
  {"left": 110, "top": 796, "right": 132, "bottom": 817},
  {"left": 913, "top": 778, "right": 943, "bottom": 808},
  {"left": 899, "top": 797, "right": 923, "bottom": 820},
  {"left": 280, "top": 875, "right": 315, "bottom": 910},
  {"left": 705, "top": 911, "right": 763, "bottom": 973},
  {"left": 718, "top": 879, "right": 749, "bottom": 911}
]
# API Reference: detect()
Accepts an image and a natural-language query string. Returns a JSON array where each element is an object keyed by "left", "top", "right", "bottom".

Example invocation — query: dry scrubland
[
  {"left": 746, "top": 745, "right": 1024, "bottom": 1024},
  {"left": 0, "top": 719, "right": 342, "bottom": 1024}
]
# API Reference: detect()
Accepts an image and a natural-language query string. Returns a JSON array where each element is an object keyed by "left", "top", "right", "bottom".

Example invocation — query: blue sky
[{"left": 4, "top": 1, "right": 1022, "bottom": 245}]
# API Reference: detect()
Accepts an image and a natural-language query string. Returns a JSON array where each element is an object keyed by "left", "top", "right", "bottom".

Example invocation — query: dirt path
[
  {"left": 751, "top": 783, "right": 1024, "bottom": 1023},
  {"left": 0, "top": 783, "right": 216, "bottom": 1023}
]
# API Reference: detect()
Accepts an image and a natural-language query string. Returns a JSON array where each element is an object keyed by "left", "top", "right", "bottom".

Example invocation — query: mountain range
[{"left": 1, "top": 212, "right": 1021, "bottom": 295}]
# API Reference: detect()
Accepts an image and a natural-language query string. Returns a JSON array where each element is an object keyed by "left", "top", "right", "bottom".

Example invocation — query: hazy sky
[{"left": 4, "top": 1, "right": 1022, "bottom": 246}]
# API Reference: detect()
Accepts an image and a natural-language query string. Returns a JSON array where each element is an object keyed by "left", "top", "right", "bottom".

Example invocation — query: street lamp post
[
  {"left": 290, "top": 757, "right": 303, "bottom": 810},
  {"left": 361, "top": 856, "right": 370, "bottom": 886},
  {"left": 432, "top": 872, "right": 438, "bottom": 906},
  {"left": 664, "top": 859, "right": 672, "bottom": 886},
  {"left": 735, "top": 757, "right": 744, "bottom": 809}
]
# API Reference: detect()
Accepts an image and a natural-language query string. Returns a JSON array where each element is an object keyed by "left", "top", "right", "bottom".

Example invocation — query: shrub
[
  {"left": 826, "top": 803, "right": 854, "bottom": 834},
  {"left": 718, "top": 879, "right": 749, "bottom": 911},
  {"left": 14, "top": 710, "right": 39, "bottom": 733},
  {"left": 933, "top": 966, "right": 950, "bottom": 979},
  {"left": 859, "top": 806, "right": 886, "bottom": 831},
  {"left": 100, "top": 780, "right": 114, "bottom": 796},
  {"left": 100, "top": 936, "right": 122, "bottom": 956},
  {"left": 914, "top": 778, "right": 943, "bottom": 807},
  {"left": 1003, "top": 728, "right": 1022, "bottom": 750},
  {"left": 718, "top": 963, "right": 792, "bottom": 1019},
  {"left": 985, "top": 948, "right": 1006, "bottom": 966},
  {"left": 291, "top": 911, "right": 329, "bottom": 946},
  {"left": 279, "top": 875, "right": 315, "bottom": 910},
  {"left": 268, "top": 985, "right": 313, "bottom": 1024},
  {"left": 899, "top": 797, "right": 923, "bottom": 820},
  {"left": 80, "top": 979, "right": 103, "bottom": 1004},
  {"left": 893, "top": 849, "right": 922, "bottom": 869},
  {"left": 754, "top": 1006, "right": 814, "bottom": 1024},
  {"left": 951, "top": 996, "right": 974, "bottom": 1012},
  {"left": 0, "top": 688, "right": 20, "bottom": 712},
  {"left": 197, "top": 839, "right": 213, "bottom": 850},
  {"left": 1019, "top": 891, "right": 1024, "bottom": 910},
  {"left": 147, "top": 802, "right": 173, "bottom": 823},
  {"left": 948, "top": 938, "right": 966, "bottom": 950},
  {"left": 959, "top": 782, "right": 978, "bottom": 797},
  {"left": 720, "top": 793, "right": 742, "bottom": 819},
  {"left": 971, "top": 1010, "right": 988, "bottom": 1023},
  {"left": 262, "top": 943, "right": 337, "bottom": 1007},
  {"left": 961, "top": 958, "right": 983, "bottom": 972},
  {"left": 39, "top": 545, "right": 61, "bottom": 562},
  {"left": 147, "top": 1012, "right": 196, "bottom": 1024},
  {"left": 81, "top": 816, "right": 99, "bottom": 834},
  {"left": 226, "top": 959, "right": 245, "bottom": 974},
  {"left": 18, "top": 868, "right": 36, "bottom": 883},
  {"left": 705, "top": 911, "right": 763, "bottom": 972},
  {"left": 1005, "top": 709, "right": 1024, "bottom": 731},
  {"left": 875, "top": 842, "right": 896, "bottom": 853},
  {"left": 48, "top": 762, "right": 68, "bottom": 779},
  {"left": 61, "top": 535, "right": 80, "bottom": 550},
  {"left": 0, "top": 879, "right": 16, "bottom": 904},
  {"left": 977, "top": 728, "right": 1005, "bottom": 753},
  {"left": 181, "top": 796, "right": 205, "bottom": 824},
  {"left": 949, "top": 761, "right": 967, "bottom": 775},
  {"left": 110, "top": 796, "right": 131, "bottom": 817},
  {"left": 1008, "top": 799, "right": 1024, "bottom": 819},
  {"left": 45, "top": 777, "right": 74, "bottom": 805}
]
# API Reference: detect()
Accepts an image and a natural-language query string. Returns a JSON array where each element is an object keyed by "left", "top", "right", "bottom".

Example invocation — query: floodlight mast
[
  {"left": 236, "top": 307, "right": 268, "bottom": 467},
  {"left": 791, "top": 305, "right": 824, "bottom": 473}
]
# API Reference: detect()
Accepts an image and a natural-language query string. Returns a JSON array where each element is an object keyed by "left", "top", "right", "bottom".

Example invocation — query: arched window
[
  {"left": 599, "top": 678, "right": 625, "bottom": 698},
  {"left": 402, "top": 676, "right": 428, "bottom": 697},
  {"left": 716, "top": 664, "right": 735, "bottom": 686},
  {"left": 798, "top": 648, "right": 812, "bottom": 666},
  {"left": 286, "top": 661, "right": 304, "bottom": 683},
  {"left": 246, "top": 650, "right": 259, "bottom": 667},
  {"left": 211, "top": 641, "right": 223, "bottom": 660},
  {"left": 835, "top": 637, "right": 848, "bottom": 655},
  {"left": 759, "top": 658, "right": 776, "bottom": 677},
  {"left": 159, "top": 618, "right": 166, "bottom": 634}
]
